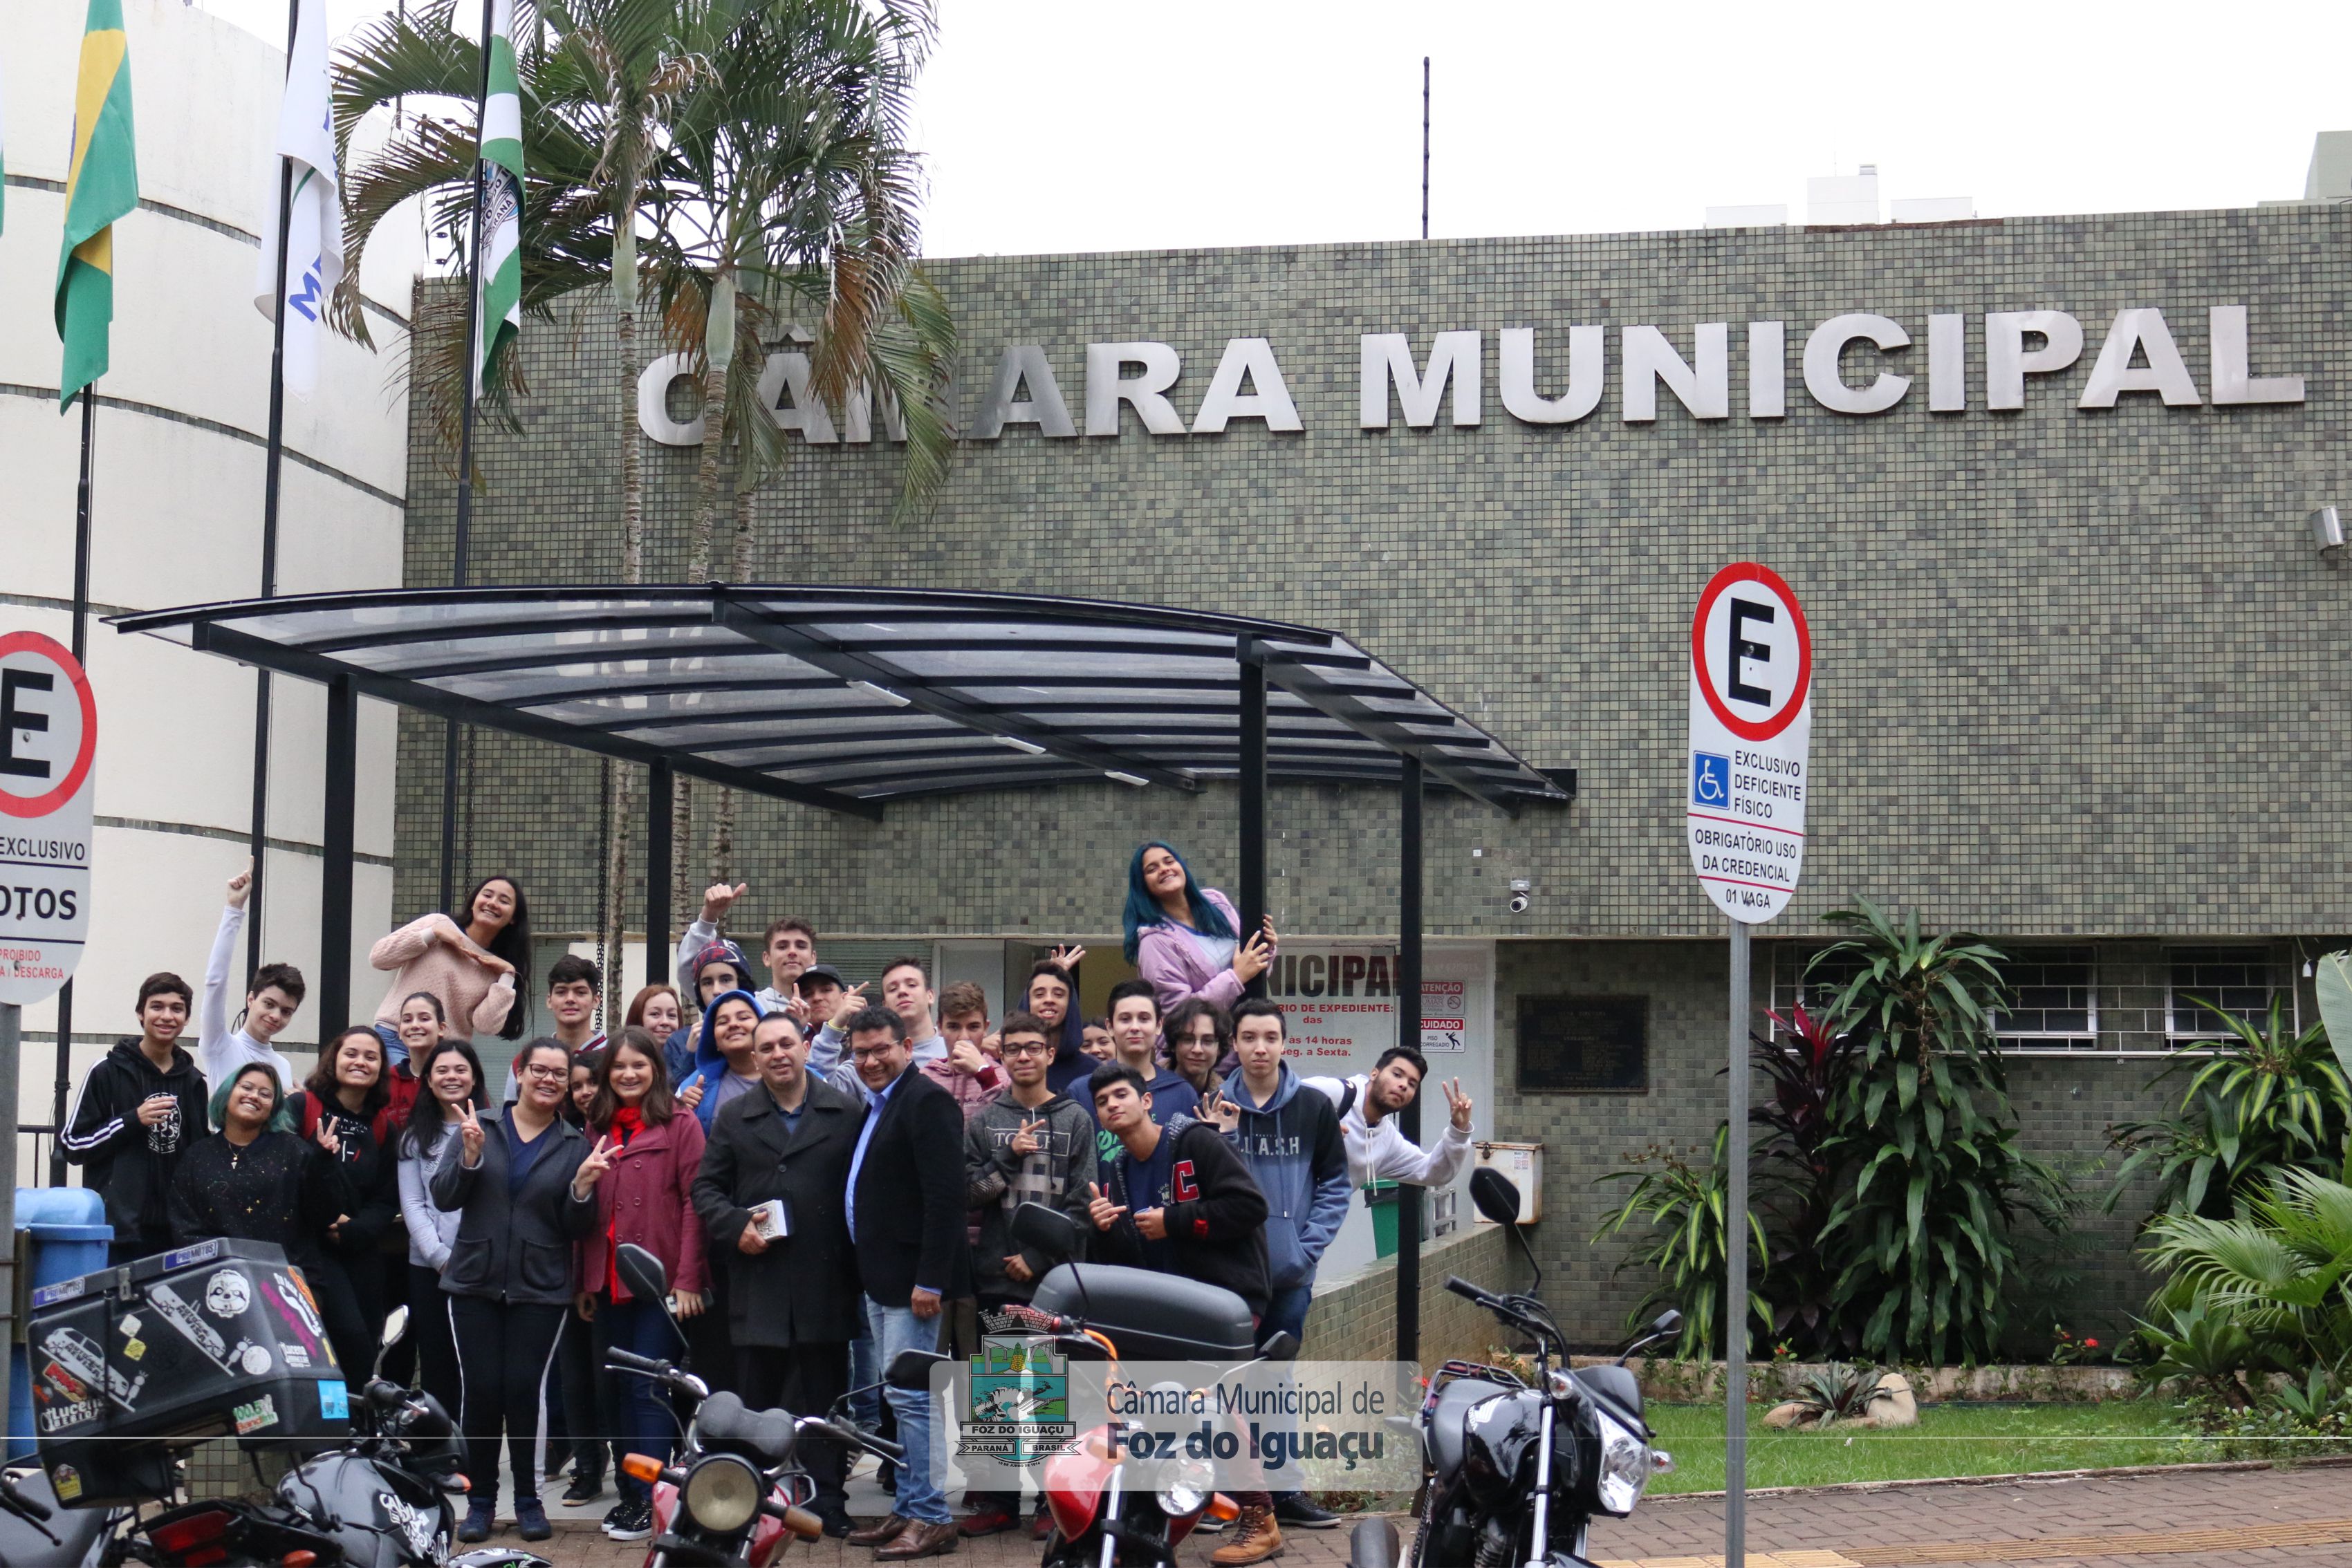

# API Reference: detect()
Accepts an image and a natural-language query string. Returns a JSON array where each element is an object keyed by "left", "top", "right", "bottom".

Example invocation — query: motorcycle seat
[
  {"left": 1426, "top": 1376, "right": 1511, "bottom": 1478},
  {"left": 696, "top": 1392, "right": 799, "bottom": 1463},
  {"left": 0, "top": 1470, "right": 113, "bottom": 1567}
]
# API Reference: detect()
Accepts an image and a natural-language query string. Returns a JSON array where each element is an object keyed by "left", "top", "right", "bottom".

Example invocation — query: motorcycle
[
  {"left": 1005, "top": 1203, "right": 1295, "bottom": 1568},
  {"left": 603, "top": 1242, "right": 929, "bottom": 1568},
  {"left": 0, "top": 1305, "right": 551, "bottom": 1568},
  {"left": 1351, "top": 1168, "right": 1680, "bottom": 1568}
]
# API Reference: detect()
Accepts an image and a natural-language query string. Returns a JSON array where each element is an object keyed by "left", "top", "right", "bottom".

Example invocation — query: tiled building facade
[{"left": 398, "top": 205, "right": 2351, "bottom": 1343}]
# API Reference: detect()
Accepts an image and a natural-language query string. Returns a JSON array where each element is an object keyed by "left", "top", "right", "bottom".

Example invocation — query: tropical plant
[
  {"left": 1750, "top": 1002, "right": 1855, "bottom": 1353},
  {"left": 2131, "top": 1298, "right": 2271, "bottom": 1409},
  {"left": 1786, "top": 1362, "right": 1894, "bottom": 1427},
  {"left": 2138, "top": 1167, "right": 2352, "bottom": 1380},
  {"left": 1593, "top": 1129, "right": 1770, "bottom": 1360},
  {"left": 1811, "top": 900, "right": 2056, "bottom": 1365},
  {"left": 2106, "top": 997, "right": 2352, "bottom": 1223}
]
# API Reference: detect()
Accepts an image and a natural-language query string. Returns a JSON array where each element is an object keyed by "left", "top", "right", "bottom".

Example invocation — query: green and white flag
[
  {"left": 474, "top": 0, "right": 523, "bottom": 395},
  {"left": 252, "top": 0, "right": 342, "bottom": 397}
]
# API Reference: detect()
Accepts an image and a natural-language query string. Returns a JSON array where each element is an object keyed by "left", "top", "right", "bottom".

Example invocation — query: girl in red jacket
[{"left": 575, "top": 1028, "right": 709, "bottom": 1541}]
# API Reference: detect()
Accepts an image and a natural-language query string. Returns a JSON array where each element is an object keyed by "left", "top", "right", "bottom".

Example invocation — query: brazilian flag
[{"left": 56, "top": 0, "right": 138, "bottom": 411}]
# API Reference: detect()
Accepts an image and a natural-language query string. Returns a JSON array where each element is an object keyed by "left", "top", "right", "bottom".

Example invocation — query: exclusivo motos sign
[{"left": 637, "top": 304, "right": 2305, "bottom": 445}]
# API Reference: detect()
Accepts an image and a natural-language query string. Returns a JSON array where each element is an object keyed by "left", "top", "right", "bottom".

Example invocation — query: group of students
[{"left": 57, "top": 841, "right": 1476, "bottom": 1567}]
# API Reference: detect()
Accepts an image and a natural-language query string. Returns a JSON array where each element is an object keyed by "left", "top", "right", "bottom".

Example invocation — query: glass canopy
[{"left": 114, "top": 585, "right": 1570, "bottom": 819}]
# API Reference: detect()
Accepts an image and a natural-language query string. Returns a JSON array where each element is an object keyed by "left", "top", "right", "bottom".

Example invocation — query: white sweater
[
  {"left": 199, "top": 904, "right": 296, "bottom": 1094},
  {"left": 1303, "top": 1073, "right": 1474, "bottom": 1190}
]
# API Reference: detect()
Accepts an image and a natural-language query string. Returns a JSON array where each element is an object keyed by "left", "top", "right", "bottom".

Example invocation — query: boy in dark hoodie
[
  {"left": 62, "top": 971, "right": 212, "bottom": 1263},
  {"left": 959, "top": 1012, "right": 1097, "bottom": 1538},
  {"left": 1086, "top": 1059, "right": 1281, "bottom": 1563}
]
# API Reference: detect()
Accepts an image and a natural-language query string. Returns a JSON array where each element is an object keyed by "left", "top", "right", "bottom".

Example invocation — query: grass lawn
[{"left": 1644, "top": 1401, "right": 2196, "bottom": 1494}]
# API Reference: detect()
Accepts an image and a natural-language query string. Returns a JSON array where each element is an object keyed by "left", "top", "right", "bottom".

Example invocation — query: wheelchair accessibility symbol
[{"left": 1692, "top": 752, "right": 1731, "bottom": 808}]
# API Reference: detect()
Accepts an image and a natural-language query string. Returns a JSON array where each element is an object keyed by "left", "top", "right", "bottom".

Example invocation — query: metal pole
[
  {"left": 645, "top": 759, "right": 674, "bottom": 985},
  {"left": 1, "top": 1002, "right": 20, "bottom": 1429},
  {"left": 318, "top": 676, "right": 358, "bottom": 1035},
  {"left": 1725, "top": 916, "right": 1750, "bottom": 1568},
  {"left": 1421, "top": 58, "right": 1430, "bottom": 241},
  {"left": 1396, "top": 755, "right": 1424, "bottom": 1366},
  {"left": 1237, "top": 640, "right": 1268, "bottom": 998},
  {"left": 441, "top": 0, "right": 495, "bottom": 915},
  {"left": 49, "top": 389, "right": 98, "bottom": 1185},
  {"left": 247, "top": 0, "right": 298, "bottom": 982},
  {"left": 250, "top": 0, "right": 299, "bottom": 980}
]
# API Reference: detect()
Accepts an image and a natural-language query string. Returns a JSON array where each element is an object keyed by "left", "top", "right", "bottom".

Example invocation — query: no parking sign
[
  {"left": 1685, "top": 564, "right": 1811, "bottom": 923},
  {"left": 0, "top": 632, "right": 98, "bottom": 1005}
]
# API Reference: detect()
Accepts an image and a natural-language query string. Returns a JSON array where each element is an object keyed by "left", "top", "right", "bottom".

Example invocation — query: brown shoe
[
  {"left": 1210, "top": 1505, "right": 1284, "bottom": 1566},
  {"left": 876, "top": 1520, "right": 961, "bottom": 1560},
  {"left": 846, "top": 1513, "right": 909, "bottom": 1547}
]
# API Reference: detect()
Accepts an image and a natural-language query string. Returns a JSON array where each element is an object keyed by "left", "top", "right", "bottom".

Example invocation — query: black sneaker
[
  {"left": 1274, "top": 1494, "right": 1340, "bottom": 1529},
  {"left": 515, "top": 1500, "right": 553, "bottom": 1542},
  {"left": 562, "top": 1471, "right": 605, "bottom": 1506},
  {"left": 605, "top": 1499, "right": 655, "bottom": 1542},
  {"left": 818, "top": 1506, "right": 856, "bottom": 1540},
  {"left": 458, "top": 1502, "right": 495, "bottom": 1543}
]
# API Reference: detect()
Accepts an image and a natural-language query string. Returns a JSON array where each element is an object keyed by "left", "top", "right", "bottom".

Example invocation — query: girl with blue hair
[{"left": 1122, "top": 841, "right": 1277, "bottom": 1016}]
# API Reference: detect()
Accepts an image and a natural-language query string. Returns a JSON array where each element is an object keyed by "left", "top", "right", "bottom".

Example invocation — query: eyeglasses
[
  {"left": 849, "top": 1044, "right": 901, "bottom": 1061},
  {"left": 1000, "top": 1040, "right": 1050, "bottom": 1057},
  {"left": 1177, "top": 1033, "right": 1219, "bottom": 1047},
  {"left": 522, "top": 1064, "right": 568, "bottom": 1082}
]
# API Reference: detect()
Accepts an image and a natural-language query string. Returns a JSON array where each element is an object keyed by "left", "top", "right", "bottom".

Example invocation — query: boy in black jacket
[
  {"left": 1084, "top": 1061, "right": 1285, "bottom": 1567},
  {"left": 62, "top": 972, "right": 211, "bottom": 1263}
]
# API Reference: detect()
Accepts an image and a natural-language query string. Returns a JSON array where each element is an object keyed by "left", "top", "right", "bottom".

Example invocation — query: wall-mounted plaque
[{"left": 1517, "top": 996, "right": 1649, "bottom": 1093}]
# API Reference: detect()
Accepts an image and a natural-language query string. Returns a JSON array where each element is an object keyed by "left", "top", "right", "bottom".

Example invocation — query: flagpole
[
  {"left": 248, "top": 0, "right": 299, "bottom": 980},
  {"left": 441, "top": 0, "right": 494, "bottom": 915},
  {"left": 48, "top": 386, "right": 96, "bottom": 1185}
]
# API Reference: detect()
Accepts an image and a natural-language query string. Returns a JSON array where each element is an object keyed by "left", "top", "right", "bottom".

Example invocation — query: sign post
[
  {"left": 0, "top": 630, "right": 100, "bottom": 1448},
  {"left": 1685, "top": 565, "right": 1812, "bottom": 1568}
]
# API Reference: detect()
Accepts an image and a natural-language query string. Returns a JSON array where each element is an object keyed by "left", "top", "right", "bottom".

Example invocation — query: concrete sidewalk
[{"left": 517, "top": 1463, "right": 2352, "bottom": 1567}]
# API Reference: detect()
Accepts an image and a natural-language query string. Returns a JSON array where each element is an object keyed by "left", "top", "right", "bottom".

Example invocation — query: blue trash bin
[{"left": 9, "top": 1187, "right": 113, "bottom": 1462}]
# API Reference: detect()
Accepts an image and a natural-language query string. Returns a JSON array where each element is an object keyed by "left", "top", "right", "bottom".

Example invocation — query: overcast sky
[{"left": 202, "top": 0, "right": 2352, "bottom": 257}]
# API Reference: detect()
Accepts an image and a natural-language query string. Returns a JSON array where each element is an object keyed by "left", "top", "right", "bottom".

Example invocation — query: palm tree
[{"left": 644, "top": 0, "right": 955, "bottom": 879}]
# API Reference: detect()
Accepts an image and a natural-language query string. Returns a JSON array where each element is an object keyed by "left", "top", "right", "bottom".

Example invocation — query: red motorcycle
[{"left": 606, "top": 1244, "right": 937, "bottom": 1568}]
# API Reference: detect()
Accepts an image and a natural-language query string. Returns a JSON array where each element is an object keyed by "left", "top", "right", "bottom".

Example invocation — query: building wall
[{"left": 2, "top": 0, "right": 414, "bottom": 1178}]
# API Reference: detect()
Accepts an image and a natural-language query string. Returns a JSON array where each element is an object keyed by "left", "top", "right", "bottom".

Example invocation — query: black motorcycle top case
[
  {"left": 26, "top": 1238, "right": 353, "bottom": 1506},
  {"left": 1028, "top": 1264, "right": 1257, "bottom": 1361}
]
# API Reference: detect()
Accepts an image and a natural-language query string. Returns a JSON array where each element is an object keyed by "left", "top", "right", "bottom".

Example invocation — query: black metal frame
[{"left": 114, "top": 583, "right": 1573, "bottom": 1363}]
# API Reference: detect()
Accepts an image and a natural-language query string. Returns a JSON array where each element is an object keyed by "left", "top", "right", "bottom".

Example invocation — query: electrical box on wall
[{"left": 1472, "top": 1141, "right": 1542, "bottom": 1224}]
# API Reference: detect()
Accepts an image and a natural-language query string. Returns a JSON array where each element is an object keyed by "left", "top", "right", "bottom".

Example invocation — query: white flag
[{"left": 252, "top": 0, "right": 343, "bottom": 398}]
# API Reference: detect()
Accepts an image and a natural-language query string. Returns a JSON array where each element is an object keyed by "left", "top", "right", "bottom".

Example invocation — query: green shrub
[
  {"left": 1812, "top": 901, "right": 2056, "bottom": 1366},
  {"left": 1593, "top": 1128, "right": 1770, "bottom": 1359}
]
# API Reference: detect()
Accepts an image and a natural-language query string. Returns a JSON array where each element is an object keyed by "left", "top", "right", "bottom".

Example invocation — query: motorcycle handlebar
[
  {"left": 1443, "top": 1276, "right": 1491, "bottom": 1304},
  {"left": 606, "top": 1348, "right": 669, "bottom": 1375},
  {"left": 0, "top": 1474, "right": 52, "bottom": 1522},
  {"left": 802, "top": 1419, "right": 905, "bottom": 1464}
]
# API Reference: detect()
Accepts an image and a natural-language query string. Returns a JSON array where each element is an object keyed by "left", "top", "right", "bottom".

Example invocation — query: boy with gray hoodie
[
  {"left": 1207, "top": 998, "right": 1349, "bottom": 1532},
  {"left": 961, "top": 1011, "right": 1098, "bottom": 1538}
]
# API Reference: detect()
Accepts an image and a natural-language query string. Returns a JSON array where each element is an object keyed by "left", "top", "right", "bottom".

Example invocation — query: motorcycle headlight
[
  {"left": 1154, "top": 1457, "right": 1215, "bottom": 1518},
  {"left": 680, "top": 1455, "right": 763, "bottom": 1534},
  {"left": 1593, "top": 1410, "right": 1653, "bottom": 1515}
]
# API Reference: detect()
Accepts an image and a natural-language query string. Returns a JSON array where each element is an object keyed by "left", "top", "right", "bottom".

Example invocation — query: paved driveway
[{"left": 528, "top": 1462, "right": 2351, "bottom": 1568}]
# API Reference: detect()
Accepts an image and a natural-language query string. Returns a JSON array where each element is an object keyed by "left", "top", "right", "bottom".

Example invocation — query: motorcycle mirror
[
  {"left": 1651, "top": 1309, "right": 1683, "bottom": 1339},
  {"left": 379, "top": 1305, "right": 410, "bottom": 1350},
  {"left": 1010, "top": 1200, "right": 1080, "bottom": 1259},
  {"left": 615, "top": 1242, "right": 670, "bottom": 1307},
  {"left": 885, "top": 1350, "right": 950, "bottom": 1392},
  {"left": 1468, "top": 1167, "right": 1521, "bottom": 1226},
  {"left": 1257, "top": 1330, "right": 1298, "bottom": 1361}
]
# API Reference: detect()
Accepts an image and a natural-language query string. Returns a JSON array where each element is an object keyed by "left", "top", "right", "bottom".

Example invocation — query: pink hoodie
[{"left": 1136, "top": 886, "right": 1250, "bottom": 1016}]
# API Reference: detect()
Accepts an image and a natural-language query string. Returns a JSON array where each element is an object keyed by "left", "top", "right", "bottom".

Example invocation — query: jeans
[
  {"left": 864, "top": 1297, "right": 949, "bottom": 1524},
  {"left": 849, "top": 1332, "right": 881, "bottom": 1428},
  {"left": 595, "top": 1295, "right": 680, "bottom": 1504},
  {"left": 448, "top": 1296, "right": 566, "bottom": 1506},
  {"left": 1261, "top": 1284, "right": 1313, "bottom": 1504}
]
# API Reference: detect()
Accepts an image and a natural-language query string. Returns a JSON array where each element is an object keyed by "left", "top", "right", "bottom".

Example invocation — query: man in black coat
[
  {"left": 693, "top": 1013, "right": 866, "bottom": 1534},
  {"left": 840, "top": 1005, "right": 965, "bottom": 1560}
]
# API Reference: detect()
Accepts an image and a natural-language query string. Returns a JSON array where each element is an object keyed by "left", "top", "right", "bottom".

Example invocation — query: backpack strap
[{"left": 1336, "top": 1079, "right": 1359, "bottom": 1121}]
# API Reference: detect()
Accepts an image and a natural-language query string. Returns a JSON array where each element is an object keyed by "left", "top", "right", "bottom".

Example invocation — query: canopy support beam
[
  {"left": 320, "top": 673, "right": 357, "bottom": 1036},
  {"left": 1397, "top": 754, "right": 1424, "bottom": 1366},
  {"left": 645, "top": 758, "right": 674, "bottom": 986},
  {"left": 1239, "top": 637, "right": 1269, "bottom": 998}
]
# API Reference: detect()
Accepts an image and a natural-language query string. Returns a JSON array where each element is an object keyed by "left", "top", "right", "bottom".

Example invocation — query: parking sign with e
[
  {"left": 0, "top": 632, "right": 98, "bottom": 1005},
  {"left": 1685, "top": 566, "right": 1811, "bottom": 922}
]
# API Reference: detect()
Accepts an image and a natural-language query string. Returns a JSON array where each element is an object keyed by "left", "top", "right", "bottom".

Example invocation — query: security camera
[{"left": 1508, "top": 878, "right": 1532, "bottom": 915}]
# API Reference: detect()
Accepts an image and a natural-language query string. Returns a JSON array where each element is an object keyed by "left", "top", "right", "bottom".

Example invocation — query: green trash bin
[{"left": 1364, "top": 1181, "right": 1401, "bottom": 1258}]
